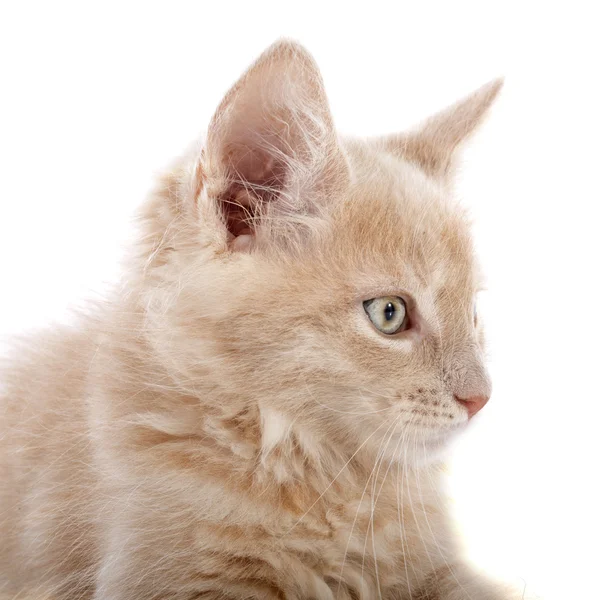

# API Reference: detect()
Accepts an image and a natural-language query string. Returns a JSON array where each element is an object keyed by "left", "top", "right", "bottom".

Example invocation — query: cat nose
[{"left": 454, "top": 394, "right": 489, "bottom": 419}]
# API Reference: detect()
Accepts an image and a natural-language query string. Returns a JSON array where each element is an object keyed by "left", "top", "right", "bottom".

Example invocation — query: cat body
[
  {"left": 0, "top": 320, "right": 449, "bottom": 599},
  {"left": 0, "top": 41, "right": 532, "bottom": 599}
]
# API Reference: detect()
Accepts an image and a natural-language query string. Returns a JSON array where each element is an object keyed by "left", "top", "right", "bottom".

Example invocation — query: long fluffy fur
[{"left": 0, "top": 41, "right": 535, "bottom": 599}]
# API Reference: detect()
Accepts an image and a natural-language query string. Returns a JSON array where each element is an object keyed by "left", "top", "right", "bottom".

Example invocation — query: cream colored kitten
[{"left": 0, "top": 41, "right": 536, "bottom": 599}]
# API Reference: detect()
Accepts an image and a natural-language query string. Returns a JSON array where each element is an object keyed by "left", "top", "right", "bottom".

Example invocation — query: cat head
[{"left": 139, "top": 40, "right": 501, "bottom": 467}]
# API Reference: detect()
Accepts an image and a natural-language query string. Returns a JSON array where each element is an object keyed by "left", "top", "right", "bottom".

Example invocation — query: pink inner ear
[{"left": 220, "top": 144, "right": 287, "bottom": 239}]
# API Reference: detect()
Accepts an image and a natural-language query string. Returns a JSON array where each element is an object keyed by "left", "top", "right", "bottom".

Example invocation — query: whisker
[{"left": 283, "top": 418, "right": 391, "bottom": 536}]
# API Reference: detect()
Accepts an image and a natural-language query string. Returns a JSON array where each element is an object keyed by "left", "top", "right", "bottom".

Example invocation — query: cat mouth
[
  {"left": 394, "top": 430, "right": 459, "bottom": 466},
  {"left": 422, "top": 424, "right": 466, "bottom": 450}
]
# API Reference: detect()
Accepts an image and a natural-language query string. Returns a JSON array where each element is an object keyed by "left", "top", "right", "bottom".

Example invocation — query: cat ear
[
  {"left": 383, "top": 79, "right": 503, "bottom": 181},
  {"left": 201, "top": 39, "right": 348, "bottom": 251}
]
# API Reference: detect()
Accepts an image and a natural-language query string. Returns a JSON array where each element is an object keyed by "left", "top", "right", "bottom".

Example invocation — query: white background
[{"left": 1, "top": 2, "right": 599, "bottom": 598}]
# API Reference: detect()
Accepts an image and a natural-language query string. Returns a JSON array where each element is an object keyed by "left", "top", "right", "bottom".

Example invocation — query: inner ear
[
  {"left": 219, "top": 144, "right": 287, "bottom": 239},
  {"left": 202, "top": 40, "right": 349, "bottom": 251}
]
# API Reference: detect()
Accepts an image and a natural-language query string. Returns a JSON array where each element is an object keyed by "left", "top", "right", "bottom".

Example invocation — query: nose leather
[{"left": 454, "top": 394, "right": 489, "bottom": 419}]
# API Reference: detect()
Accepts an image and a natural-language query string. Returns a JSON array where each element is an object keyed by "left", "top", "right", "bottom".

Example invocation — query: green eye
[{"left": 363, "top": 296, "right": 408, "bottom": 335}]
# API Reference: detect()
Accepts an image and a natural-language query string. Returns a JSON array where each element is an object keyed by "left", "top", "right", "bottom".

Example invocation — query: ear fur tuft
[{"left": 201, "top": 39, "right": 348, "bottom": 250}]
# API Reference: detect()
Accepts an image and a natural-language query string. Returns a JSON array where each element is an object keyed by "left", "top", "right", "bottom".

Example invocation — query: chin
[
  {"left": 398, "top": 444, "right": 448, "bottom": 468},
  {"left": 388, "top": 427, "right": 465, "bottom": 468}
]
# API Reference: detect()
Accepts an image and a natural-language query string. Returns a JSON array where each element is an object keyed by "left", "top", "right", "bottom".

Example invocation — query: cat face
[{"left": 142, "top": 41, "right": 499, "bottom": 466}]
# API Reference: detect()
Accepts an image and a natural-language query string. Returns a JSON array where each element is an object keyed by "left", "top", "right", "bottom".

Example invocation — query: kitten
[{"left": 0, "top": 40, "right": 536, "bottom": 599}]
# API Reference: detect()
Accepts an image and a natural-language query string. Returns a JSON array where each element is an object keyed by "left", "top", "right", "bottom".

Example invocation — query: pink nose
[{"left": 454, "top": 394, "right": 489, "bottom": 419}]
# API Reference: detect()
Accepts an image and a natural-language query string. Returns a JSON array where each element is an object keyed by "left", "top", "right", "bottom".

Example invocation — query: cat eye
[{"left": 363, "top": 296, "right": 409, "bottom": 335}]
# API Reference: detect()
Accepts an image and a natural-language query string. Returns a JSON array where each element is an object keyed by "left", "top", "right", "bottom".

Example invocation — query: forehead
[{"left": 330, "top": 141, "right": 478, "bottom": 299}]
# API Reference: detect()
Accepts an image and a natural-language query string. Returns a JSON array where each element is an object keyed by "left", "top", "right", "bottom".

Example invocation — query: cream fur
[{"left": 0, "top": 40, "right": 536, "bottom": 599}]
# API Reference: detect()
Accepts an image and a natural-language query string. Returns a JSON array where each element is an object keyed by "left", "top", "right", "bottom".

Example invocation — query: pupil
[{"left": 384, "top": 302, "right": 395, "bottom": 321}]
